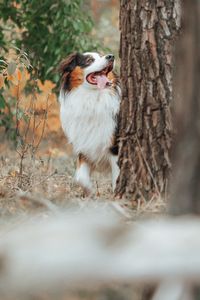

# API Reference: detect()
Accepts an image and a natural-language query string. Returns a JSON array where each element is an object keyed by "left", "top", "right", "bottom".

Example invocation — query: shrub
[
  {"left": 0, "top": 48, "right": 58, "bottom": 146},
  {"left": 0, "top": 0, "right": 99, "bottom": 84}
]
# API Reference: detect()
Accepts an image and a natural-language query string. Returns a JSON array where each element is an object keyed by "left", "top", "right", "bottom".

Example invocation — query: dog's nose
[{"left": 105, "top": 54, "right": 115, "bottom": 61}]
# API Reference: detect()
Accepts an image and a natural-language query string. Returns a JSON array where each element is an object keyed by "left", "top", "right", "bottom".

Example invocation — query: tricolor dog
[{"left": 59, "top": 52, "right": 121, "bottom": 195}]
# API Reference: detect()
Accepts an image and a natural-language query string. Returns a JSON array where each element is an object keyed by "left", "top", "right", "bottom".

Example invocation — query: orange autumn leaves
[
  {"left": 1, "top": 63, "right": 62, "bottom": 141},
  {"left": 8, "top": 68, "right": 30, "bottom": 96},
  {"left": 33, "top": 80, "right": 62, "bottom": 135}
]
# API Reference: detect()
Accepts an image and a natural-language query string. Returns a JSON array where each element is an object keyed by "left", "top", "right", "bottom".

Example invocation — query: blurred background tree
[{"left": 0, "top": 0, "right": 100, "bottom": 84}]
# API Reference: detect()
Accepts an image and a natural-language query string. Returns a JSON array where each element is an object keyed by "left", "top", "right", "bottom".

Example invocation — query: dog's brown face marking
[
  {"left": 108, "top": 71, "right": 119, "bottom": 86},
  {"left": 70, "top": 67, "right": 84, "bottom": 90},
  {"left": 107, "top": 71, "right": 120, "bottom": 96},
  {"left": 107, "top": 71, "right": 117, "bottom": 83},
  {"left": 59, "top": 53, "right": 94, "bottom": 91}
]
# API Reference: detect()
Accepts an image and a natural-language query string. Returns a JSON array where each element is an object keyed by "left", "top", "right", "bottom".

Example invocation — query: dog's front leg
[
  {"left": 75, "top": 154, "right": 93, "bottom": 196},
  {"left": 110, "top": 155, "right": 120, "bottom": 192}
]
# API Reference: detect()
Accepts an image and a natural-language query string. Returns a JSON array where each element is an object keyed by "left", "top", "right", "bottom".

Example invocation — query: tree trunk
[
  {"left": 169, "top": 0, "right": 200, "bottom": 215},
  {"left": 116, "top": 0, "right": 181, "bottom": 201}
]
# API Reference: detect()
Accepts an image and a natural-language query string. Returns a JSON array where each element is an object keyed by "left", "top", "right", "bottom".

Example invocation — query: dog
[{"left": 59, "top": 52, "right": 121, "bottom": 195}]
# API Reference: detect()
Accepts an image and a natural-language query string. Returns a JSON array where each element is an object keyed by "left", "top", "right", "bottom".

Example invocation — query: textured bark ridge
[{"left": 116, "top": 0, "right": 181, "bottom": 200}]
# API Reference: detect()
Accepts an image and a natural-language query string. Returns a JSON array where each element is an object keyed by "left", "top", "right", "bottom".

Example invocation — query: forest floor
[{"left": 0, "top": 139, "right": 166, "bottom": 220}]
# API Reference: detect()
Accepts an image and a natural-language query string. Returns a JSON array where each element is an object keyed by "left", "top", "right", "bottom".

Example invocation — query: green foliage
[
  {"left": 0, "top": 0, "right": 99, "bottom": 84},
  {"left": 0, "top": 90, "right": 6, "bottom": 109}
]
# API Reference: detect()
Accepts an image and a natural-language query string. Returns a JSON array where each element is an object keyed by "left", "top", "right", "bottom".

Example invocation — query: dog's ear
[
  {"left": 59, "top": 53, "right": 80, "bottom": 75},
  {"left": 59, "top": 52, "right": 82, "bottom": 91}
]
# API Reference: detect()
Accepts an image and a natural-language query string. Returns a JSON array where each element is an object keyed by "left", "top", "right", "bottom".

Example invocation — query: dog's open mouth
[{"left": 86, "top": 62, "right": 113, "bottom": 89}]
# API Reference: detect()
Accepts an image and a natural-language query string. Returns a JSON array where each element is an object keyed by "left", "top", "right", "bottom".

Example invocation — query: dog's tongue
[{"left": 96, "top": 74, "right": 109, "bottom": 89}]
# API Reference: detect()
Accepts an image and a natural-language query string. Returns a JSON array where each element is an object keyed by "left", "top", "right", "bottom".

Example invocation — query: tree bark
[
  {"left": 169, "top": 0, "right": 200, "bottom": 215},
  {"left": 116, "top": 0, "right": 181, "bottom": 201}
]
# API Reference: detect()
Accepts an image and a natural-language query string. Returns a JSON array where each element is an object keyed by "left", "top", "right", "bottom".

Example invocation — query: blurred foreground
[{"left": 0, "top": 206, "right": 198, "bottom": 300}]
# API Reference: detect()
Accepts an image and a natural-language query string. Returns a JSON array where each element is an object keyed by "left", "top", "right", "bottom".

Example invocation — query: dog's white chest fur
[{"left": 59, "top": 86, "right": 120, "bottom": 163}]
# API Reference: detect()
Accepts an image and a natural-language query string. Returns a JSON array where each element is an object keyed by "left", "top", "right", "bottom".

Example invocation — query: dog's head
[{"left": 59, "top": 52, "right": 118, "bottom": 92}]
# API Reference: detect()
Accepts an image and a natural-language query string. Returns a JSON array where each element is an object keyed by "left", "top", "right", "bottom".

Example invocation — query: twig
[
  {"left": 33, "top": 93, "right": 49, "bottom": 154},
  {"left": 24, "top": 170, "right": 57, "bottom": 192}
]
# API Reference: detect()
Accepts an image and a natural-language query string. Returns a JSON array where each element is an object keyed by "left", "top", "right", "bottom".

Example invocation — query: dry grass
[{"left": 0, "top": 139, "right": 166, "bottom": 219}]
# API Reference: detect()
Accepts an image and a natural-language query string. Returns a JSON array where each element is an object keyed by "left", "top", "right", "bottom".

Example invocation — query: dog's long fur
[{"left": 59, "top": 52, "right": 121, "bottom": 194}]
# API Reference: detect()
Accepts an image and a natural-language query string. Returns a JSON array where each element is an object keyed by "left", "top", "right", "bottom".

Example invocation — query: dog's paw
[
  {"left": 82, "top": 186, "right": 94, "bottom": 197},
  {"left": 74, "top": 172, "right": 93, "bottom": 196}
]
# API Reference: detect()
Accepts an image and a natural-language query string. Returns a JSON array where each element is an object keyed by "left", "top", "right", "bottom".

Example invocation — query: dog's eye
[
  {"left": 77, "top": 55, "right": 95, "bottom": 68},
  {"left": 85, "top": 56, "right": 95, "bottom": 65}
]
